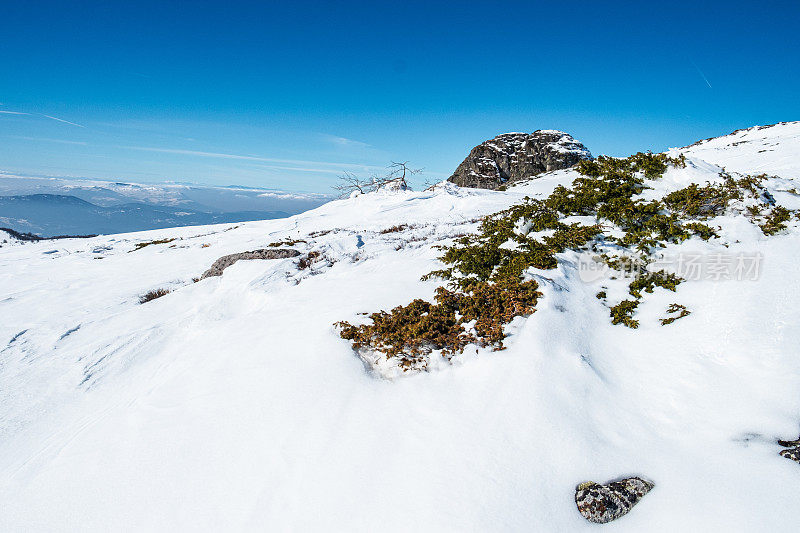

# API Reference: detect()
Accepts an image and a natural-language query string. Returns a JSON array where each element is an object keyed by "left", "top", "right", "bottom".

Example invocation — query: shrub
[
  {"left": 610, "top": 300, "right": 640, "bottom": 328},
  {"left": 337, "top": 151, "right": 796, "bottom": 364},
  {"left": 297, "top": 251, "right": 322, "bottom": 270},
  {"left": 131, "top": 238, "right": 176, "bottom": 252},
  {"left": 139, "top": 288, "right": 171, "bottom": 304},
  {"left": 663, "top": 183, "right": 730, "bottom": 218},
  {"left": 760, "top": 206, "right": 792, "bottom": 235},
  {"left": 268, "top": 238, "right": 307, "bottom": 247},
  {"left": 380, "top": 224, "right": 410, "bottom": 234},
  {"left": 335, "top": 278, "right": 541, "bottom": 366},
  {"left": 660, "top": 303, "right": 691, "bottom": 325}
]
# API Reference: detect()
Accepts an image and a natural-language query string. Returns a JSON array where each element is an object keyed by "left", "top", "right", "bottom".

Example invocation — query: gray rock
[
  {"left": 201, "top": 248, "right": 301, "bottom": 279},
  {"left": 778, "top": 436, "right": 800, "bottom": 463},
  {"left": 780, "top": 447, "right": 800, "bottom": 463},
  {"left": 447, "top": 130, "right": 592, "bottom": 190},
  {"left": 575, "top": 477, "right": 654, "bottom": 524}
]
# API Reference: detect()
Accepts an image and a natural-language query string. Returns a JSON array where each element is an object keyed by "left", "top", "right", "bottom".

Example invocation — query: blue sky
[{"left": 1, "top": 0, "right": 798, "bottom": 192}]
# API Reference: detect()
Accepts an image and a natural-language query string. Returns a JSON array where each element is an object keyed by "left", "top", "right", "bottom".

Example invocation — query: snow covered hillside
[
  {"left": 675, "top": 121, "right": 800, "bottom": 179},
  {"left": 2, "top": 126, "right": 800, "bottom": 531}
]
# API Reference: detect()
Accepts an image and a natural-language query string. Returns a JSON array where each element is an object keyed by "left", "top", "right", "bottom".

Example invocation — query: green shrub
[
  {"left": 336, "top": 279, "right": 541, "bottom": 364},
  {"left": 660, "top": 303, "right": 691, "bottom": 325},
  {"left": 131, "top": 238, "right": 175, "bottom": 252},
  {"left": 761, "top": 206, "right": 792, "bottom": 235},
  {"left": 610, "top": 300, "right": 640, "bottom": 328},
  {"left": 336, "top": 151, "right": 795, "bottom": 364}
]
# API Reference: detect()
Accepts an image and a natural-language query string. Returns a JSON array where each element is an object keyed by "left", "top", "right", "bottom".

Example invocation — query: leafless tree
[
  {"left": 332, "top": 161, "right": 423, "bottom": 197},
  {"left": 331, "top": 171, "right": 370, "bottom": 196}
]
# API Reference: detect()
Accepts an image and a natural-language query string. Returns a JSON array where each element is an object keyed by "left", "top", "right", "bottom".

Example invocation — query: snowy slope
[
  {"left": 674, "top": 121, "right": 800, "bottom": 179},
  {"left": 2, "top": 131, "right": 800, "bottom": 531}
]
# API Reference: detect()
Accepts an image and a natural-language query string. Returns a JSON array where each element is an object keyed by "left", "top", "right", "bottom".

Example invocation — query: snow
[
  {"left": 2, "top": 128, "right": 800, "bottom": 530},
  {"left": 673, "top": 121, "right": 800, "bottom": 179}
]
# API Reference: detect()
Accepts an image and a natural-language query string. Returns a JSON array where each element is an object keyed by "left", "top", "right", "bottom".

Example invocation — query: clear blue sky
[{"left": 1, "top": 0, "right": 798, "bottom": 192}]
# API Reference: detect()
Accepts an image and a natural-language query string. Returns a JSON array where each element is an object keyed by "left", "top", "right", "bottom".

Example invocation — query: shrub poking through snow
[
  {"left": 610, "top": 299, "right": 640, "bottom": 328},
  {"left": 139, "top": 288, "right": 171, "bottom": 304},
  {"left": 660, "top": 303, "right": 691, "bottom": 325},
  {"left": 336, "top": 279, "right": 541, "bottom": 371},
  {"left": 297, "top": 251, "right": 322, "bottom": 270},
  {"left": 760, "top": 206, "right": 792, "bottom": 235},
  {"left": 380, "top": 224, "right": 410, "bottom": 234},
  {"left": 337, "top": 152, "right": 798, "bottom": 368},
  {"left": 268, "top": 238, "right": 307, "bottom": 247},
  {"left": 131, "top": 238, "right": 176, "bottom": 252}
]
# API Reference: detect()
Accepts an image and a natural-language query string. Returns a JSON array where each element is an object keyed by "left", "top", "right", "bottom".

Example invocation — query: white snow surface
[
  {"left": 2, "top": 132, "right": 800, "bottom": 530},
  {"left": 674, "top": 121, "right": 800, "bottom": 179}
]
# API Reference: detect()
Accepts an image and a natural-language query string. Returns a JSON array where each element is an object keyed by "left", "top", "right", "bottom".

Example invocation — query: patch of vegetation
[
  {"left": 380, "top": 224, "right": 410, "bottom": 234},
  {"left": 336, "top": 151, "right": 796, "bottom": 366},
  {"left": 336, "top": 279, "right": 541, "bottom": 370},
  {"left": 760, "top": 206, "right": 792, "bottom": 235},
  {"left": 131, "top": 238, "right": 176, "bottom": 252},
  {"left": 139, "top": 288, "right": 171, "bottom": 304},
  {"left": 268, "top": 238, "right": 307, "bottom": 247},
  {"left": 628, "top": 270, "right": 682, "bottom": 298},
  {"left": 297, "top": 251, "right": 322, "bottom": 270},
  {"left": 660, "top": 303, "right": 691, "bottom": 325},
  {"left": 663, "top": 183, "right": 731, "bottom": 218},
  {"left": 610, "top": 299, "right": 640, "bottom": 329}
]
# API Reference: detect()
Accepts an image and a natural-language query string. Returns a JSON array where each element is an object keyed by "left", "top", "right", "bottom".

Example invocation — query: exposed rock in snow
[
  {"left": 780, "top": 447, "right": 800, "bottom": 463},
  {"left": 447, "top": 130, "right": 592, "bottom": 189},
  {"left": 575, "top": 477, "right": 654, "bottom": 524},
  {"left": 200, "top": 248, "right": 301, "bottom": 279},
  {"left": 378, "top": 178, "right": 409, "bottom": 192},
  {"left": 778, "top": 436, "right": 800, "bottom": 464}
]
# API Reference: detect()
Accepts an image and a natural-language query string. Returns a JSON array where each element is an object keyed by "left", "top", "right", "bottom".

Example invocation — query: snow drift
[{"left": 1, "top": 122, "right": 800, "bottom": 531}]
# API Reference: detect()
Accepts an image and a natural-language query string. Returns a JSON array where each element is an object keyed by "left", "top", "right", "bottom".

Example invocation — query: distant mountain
[{"left": 0, "top": 194, "right": 290, "bottom": 237}]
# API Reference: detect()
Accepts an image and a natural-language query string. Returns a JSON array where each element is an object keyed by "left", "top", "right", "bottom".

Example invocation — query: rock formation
[
  {"left": 447, "top": 130, "right": 591, "bottom": 189},
  {"left": 575, "top": 477, "right": 654, "bottom": 524},
  {"left": 201, "top": 248, "right": 301, "bottom": 279}
]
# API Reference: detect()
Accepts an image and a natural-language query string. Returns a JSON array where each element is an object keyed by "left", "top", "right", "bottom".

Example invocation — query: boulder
[
  {"left": 447, "top": 130, "right": 591, "bottom": 189},
  {"left": 778, "top": 435, "right": 800, "bottom": 463},
  {"left": 575, "top": 477, "right": 654, "bottom": 524},
  {"left": 201, "top": 248, "right": 301, "bottom": 279}
]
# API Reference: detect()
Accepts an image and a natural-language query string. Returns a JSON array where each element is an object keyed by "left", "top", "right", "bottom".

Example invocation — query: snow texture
[{"left": 1, "top": 125, "right": 800, "bottom": 531}]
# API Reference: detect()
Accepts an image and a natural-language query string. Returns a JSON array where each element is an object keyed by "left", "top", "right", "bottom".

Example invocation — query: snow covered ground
[
  {"left": 1, "top": 123, "right": 800, "bottom": 531},
  {"left": 674, "top": 121, "right": 800, "bottom": 179}
]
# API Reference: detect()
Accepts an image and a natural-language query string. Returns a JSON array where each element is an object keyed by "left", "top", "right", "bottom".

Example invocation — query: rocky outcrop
[
  {"left": 575, "top": 477, "right": 654, "bottom": 524},
  {"left": 779, "top": 435, "right": 800, "bottom": 463},
  {"left": 201, "top": 248, "right": 301, "bottom": 279},
  {"left": 447, "top": 130, "right": 592, "bottom": 189}
]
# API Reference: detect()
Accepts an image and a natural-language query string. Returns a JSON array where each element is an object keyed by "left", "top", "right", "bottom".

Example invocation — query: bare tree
[
  {"left": 332, "top": 161, "right": 423, "bottom": 197},
  {"left": 331, "top": 171, "right": 370, "bottom": 197}
]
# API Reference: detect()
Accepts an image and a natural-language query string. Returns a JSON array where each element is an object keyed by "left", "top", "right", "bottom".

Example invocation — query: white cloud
[
  {"left": 38, "top": 114, "right": 85, "bottom": 128},
  {"left": 121, "top": 145, "right": 386, "bottom": 173},
  {"left": 10, "top": 135, "right": 87, "bottom": 145},
  {"left": 0, "top": 110, "right": 85, "bottom": 127},
  {"left": 322, "top": 134, "right": 371, "bottom": 149}
]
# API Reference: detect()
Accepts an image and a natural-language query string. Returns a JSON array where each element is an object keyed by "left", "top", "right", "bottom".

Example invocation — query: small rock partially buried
[
  {"left": 780, "top": 447, "right": 800, "bottom": 463},
  {"left": 575, "top": 477, "right": 654, "bottom": 524},
  {"left": 201, "top": 248, "right": 301, "bottom": 279}
]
